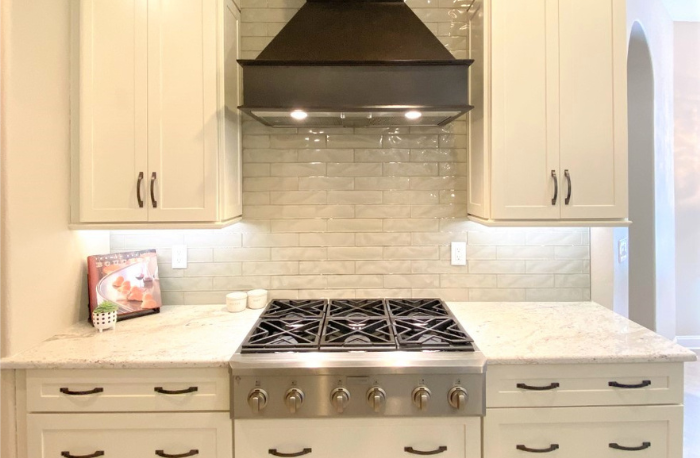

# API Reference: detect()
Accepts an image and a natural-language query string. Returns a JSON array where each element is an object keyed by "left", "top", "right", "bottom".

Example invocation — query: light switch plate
[
  {"left": 451, "top": 241, "right": 467, "bottom": 266},
  {"left": 618, "top": 238, "right": 628, "bottom": 263},
  {"left": 172, "top": 245, "right": 188, "bottom": 269}
]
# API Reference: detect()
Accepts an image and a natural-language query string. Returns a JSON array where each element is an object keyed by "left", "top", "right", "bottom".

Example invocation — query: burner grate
[
  {"left": 327, "top": 299, "right": 388, "bottom": 318},
  {"left": 393, "top": 317, "right": 474, "bottom": 351},
  {"left": 321, "top": 318, "right": 397, "bottom": 351},
  {"left": 241, "top": 318, "right": 322, "bottom": 353},
  {"left": 387, "top": 298, "right": 449, "bottom": 318},
  {"left": 262, "top": 299, "right": 327, "bottom": 319}
]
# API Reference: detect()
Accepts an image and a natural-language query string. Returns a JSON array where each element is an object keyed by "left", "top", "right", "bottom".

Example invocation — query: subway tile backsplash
[{"left": 109, "top": 0, "right": 591, "bottom": 305}]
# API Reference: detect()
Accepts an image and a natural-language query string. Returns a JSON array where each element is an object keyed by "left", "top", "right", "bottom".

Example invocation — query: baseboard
[{"left": 675, "top": 335, "right": 700, "bottom": 350}]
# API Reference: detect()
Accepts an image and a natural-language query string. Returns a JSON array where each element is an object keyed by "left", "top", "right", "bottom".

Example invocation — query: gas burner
[
  {"left": 242, "top": 319, "right": 322, "bottom": 353},
  {"left": 328, "top": 299, "right": 388, "bottom": 318},
  {"left": 394, "top": 317, "right": 474, "bottom": 351},
  {"left": 262, "top": 299, "right": 327, "bottom": 319},
  {"left": 321, "top": 318, "right": 396, "bottom": 351},
  {"left": 387, "top": 298, "right": 449, "bottom": 318}
]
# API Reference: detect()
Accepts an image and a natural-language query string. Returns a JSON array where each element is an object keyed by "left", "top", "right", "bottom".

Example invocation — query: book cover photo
[{"left": 87, "top": 249, "right": 162, "bottom": 322}]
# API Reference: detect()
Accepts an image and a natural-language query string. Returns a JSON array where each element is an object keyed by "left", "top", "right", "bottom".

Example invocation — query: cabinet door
[
  {"left": 489, "top": 0, "right": 560, "bottom": 220},
  {"left": 147, "top": 0, "right": 219, "bottom": 222},
  {"left": 77, "top": 0, "right": 148, "bottom": 222},
  {"left": 558, "top": 0, "right": 628, "bottom": 220}
]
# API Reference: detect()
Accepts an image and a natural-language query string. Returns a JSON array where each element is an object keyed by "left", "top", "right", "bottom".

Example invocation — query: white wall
[
  {"left": 0, "top": 0, "right": 109, "bottom": 358},
  {"left": 591, "top": 227, "right": 629, "bottom": 316},
  {"left": 674, "top": 21, "right": 700, "bottom": 342},
  {"left": 626, "top": 0, "right": 677, "bottom": 340}
]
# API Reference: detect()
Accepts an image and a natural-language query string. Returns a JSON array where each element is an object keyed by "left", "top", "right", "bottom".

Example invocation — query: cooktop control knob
[
  {"left": 448, "top": 386, "right": 468, "bottom": 410},
  {"left": 366, "top": 387, "right": 387, "bottom": 413},
  {"left": 331, "top": 387, "right": 351, "bottom": 414},
  {"left": 285, "top": 388, "right": 304, "bottom": 414},
  {"left": 247, "top": 388, "right": 268, "bottom": 413},
  {"left": 412, "top": 386, "right": 431, "bottom": 411}
]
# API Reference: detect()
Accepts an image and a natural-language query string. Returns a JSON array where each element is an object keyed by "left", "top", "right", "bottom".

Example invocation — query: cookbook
[{"left": 87, "top": 249, "right": 161, "bottom": 322}]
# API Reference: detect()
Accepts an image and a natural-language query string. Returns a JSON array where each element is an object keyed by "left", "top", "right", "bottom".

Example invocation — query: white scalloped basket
[{"left": 92, "top": 311, "right": 117, "bottom": 332}]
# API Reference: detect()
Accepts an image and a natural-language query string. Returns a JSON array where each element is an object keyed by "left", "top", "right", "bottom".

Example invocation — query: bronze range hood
[{"left": 238, "top": 0, "right": 474, "bottom": 128}]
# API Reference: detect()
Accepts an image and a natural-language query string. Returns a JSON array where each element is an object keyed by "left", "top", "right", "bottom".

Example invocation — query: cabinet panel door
[
  {"left": 147, "top": 0, "right": 219, "bottom": 222},
  {"left": 558, "top": 0, "right": 627, "bottom": 219},
  {"left": 489, "top": 0, "right": 560, "bottom": 220},
  {"left": 77, "top": 0, "right": 148, "bottom": 222}
]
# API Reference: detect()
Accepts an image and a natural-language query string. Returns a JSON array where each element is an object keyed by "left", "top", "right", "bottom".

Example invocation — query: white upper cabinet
[
  {"left": 468, "top": 0, "right": 628, "bottom": 226},
  {"left": 71, "top": 0, "right": 242, "bottom": 228}
]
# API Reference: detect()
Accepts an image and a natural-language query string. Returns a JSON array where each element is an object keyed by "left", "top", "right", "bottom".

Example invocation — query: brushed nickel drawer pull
[
  {"left": 517, "top": 382, "right": 560, "bottom": 391},
  {"left": 609, "top": 442, "right": 651, "bottom": 451},
  {"left": 516, "top": 444, "right": 559, "bottom": 453},
  {"left": 608, "top": 380, "right": 651, "bottom": 389},
  {"left": 154, "top": 386, "right": 198, "bottom": 395},
  {"left": 61, "top": 452, "right": 104, "bottom": 458},
  {"left": 268, "top": 448, "right": 312, "bottom": 457},
  {"left": 155, "top": 449, "right": 199, "bottom": 457},
  {"left": 551, "top": 170, "right": 558, "bottom": 205},
  {"left": 404, "top": 446, "right": 448, "bottom": 455},
  {"left": 60, "top": 387, "right": 104, "bottom": 396}
]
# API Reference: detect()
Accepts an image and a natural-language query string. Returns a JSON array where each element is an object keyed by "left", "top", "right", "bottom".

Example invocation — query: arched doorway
[{"left": 627, "top": 23, "right": 656, "bottom": 330}]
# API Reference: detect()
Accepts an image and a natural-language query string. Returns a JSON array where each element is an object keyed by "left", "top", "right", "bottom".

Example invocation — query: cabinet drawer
[
  {"left": 486, "top": 363, "right": 683, "bottom": 408},
  {"left": 26, "top": 368, "right": 229, "bottom": 412},
  {"left": 27, "top": 412, "right": 232, "bottom": 458},
  {"left": 235, "top": 418, "right": 480, "bottom": 458},
  {"left": 484, "top": 406, "right": 682, "bottom": 458}
]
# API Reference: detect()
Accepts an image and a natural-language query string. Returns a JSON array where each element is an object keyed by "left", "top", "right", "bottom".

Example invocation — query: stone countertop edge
[{"left": 0, "top": 302, "right": 696, "bottom": 370}]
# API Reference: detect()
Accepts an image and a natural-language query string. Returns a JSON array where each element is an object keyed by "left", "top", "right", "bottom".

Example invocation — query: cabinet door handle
[
  {"left": 268, "top": 448, "right": 312, "bottom": 457},
  {"left": 61, "top": 452, "right": 104, "bottom": 458},
  {"left": 609, "top": 442, "right": 651, "bottom": 451},
  {"left": 137, "top": 172, "right": 145, "bottom": 208},
  {"left": 404, "top": 446, "right": 448, "bottom": 455},
  {"left": 564, "top": 170, "right": 572, "bottom": 205},
  {"left": 60, "top": 387, "right": 104, "bottom": 396},
  {"left": 517, "top": 382, "right": 560, "bottom": 391},
  {"left": 551, "top": 170, "right": 558, "bottom": 205},
  {"left": 154, "top": 386, "right": 198, "bottom": 395},
  {"left": 155, "top": 450, "right": 199, "bottom": 458},
  {"left": 150, "top": 172, "right": 158, "bottom": 208},
  {"left": 608, "top": 380, "right": 651, "bottom": 389},
  {"left": 516, "top": 444, "right": 559, "bottom": 453}
]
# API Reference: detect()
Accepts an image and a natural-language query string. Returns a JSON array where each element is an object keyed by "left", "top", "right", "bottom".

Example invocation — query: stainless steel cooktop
[{"left": 230, "top": 298, "right": 486, "bottom": 419}]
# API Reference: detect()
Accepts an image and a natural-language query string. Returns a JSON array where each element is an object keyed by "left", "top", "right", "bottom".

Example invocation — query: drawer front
[
  {"left": 486, "top": 363, "right": 683, "bottom": 408},
  {"left": 235, "top": 418, "right": 480, "bottom": 458},
  {"left": 484, "top": 406, "right": 682, "bottom": 458},
  {"left": 27, "top": 412, "right": 232, "bottom": 458},
  {"left": 26, "top": 368, "right": 229, "bottom": 412}
]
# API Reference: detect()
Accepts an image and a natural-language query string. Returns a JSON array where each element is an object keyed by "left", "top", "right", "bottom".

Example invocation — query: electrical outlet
[
  {"left": 172, "top": 245, "right": 188, "bottom": 269},
  {"left": 451, "top": 241, "right": 467, "bottom": 266},
  {"left": 618, "top": 238, "right": 628, "bottom": 263}
]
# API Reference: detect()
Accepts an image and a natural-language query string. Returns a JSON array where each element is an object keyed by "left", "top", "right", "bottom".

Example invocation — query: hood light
[
  {"left": 405, "top": 110, "right": 422, "bottom": 120},
  {"left": 290, "top": 110, "right": 308, "bottom": 120}
]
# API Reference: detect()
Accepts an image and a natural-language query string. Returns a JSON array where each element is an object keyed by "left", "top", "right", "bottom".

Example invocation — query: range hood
[{"left": 238, "top": 0, "right": 474, "bottom": 128}]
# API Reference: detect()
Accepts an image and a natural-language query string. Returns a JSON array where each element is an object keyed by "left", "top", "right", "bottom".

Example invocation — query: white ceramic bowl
[
  {"left": 226, "top": 292, "right": 248, "bottom": 313},
  {"left": 247, "top": 289, "right": 268, "bottom": 309}
]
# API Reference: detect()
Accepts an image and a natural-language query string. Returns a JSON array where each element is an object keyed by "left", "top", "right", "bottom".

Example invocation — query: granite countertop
[
  {"left": 0, "top": 305, "right": 263, "bottom": 369},
  {"left": 447, "top": 302, "right": 697, "bottom": 365},
  {"left": 1, "top": 302, "right": 695, "bottom": 370}
]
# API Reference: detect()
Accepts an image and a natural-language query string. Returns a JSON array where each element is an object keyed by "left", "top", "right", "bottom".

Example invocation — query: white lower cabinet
[
  {"left": 484, "top": 406, "right": 682, "bottom": 458},
  {"left": 234, "top": 418, "right": 481, "bottom": 458},
  {"left": 27, "top": 412, "right": 232, "bottom": 458}
]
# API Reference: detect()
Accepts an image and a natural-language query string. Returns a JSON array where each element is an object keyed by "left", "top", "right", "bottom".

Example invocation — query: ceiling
[{"left": 663, "top": 0, "right": 700, "bottom": 21}]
